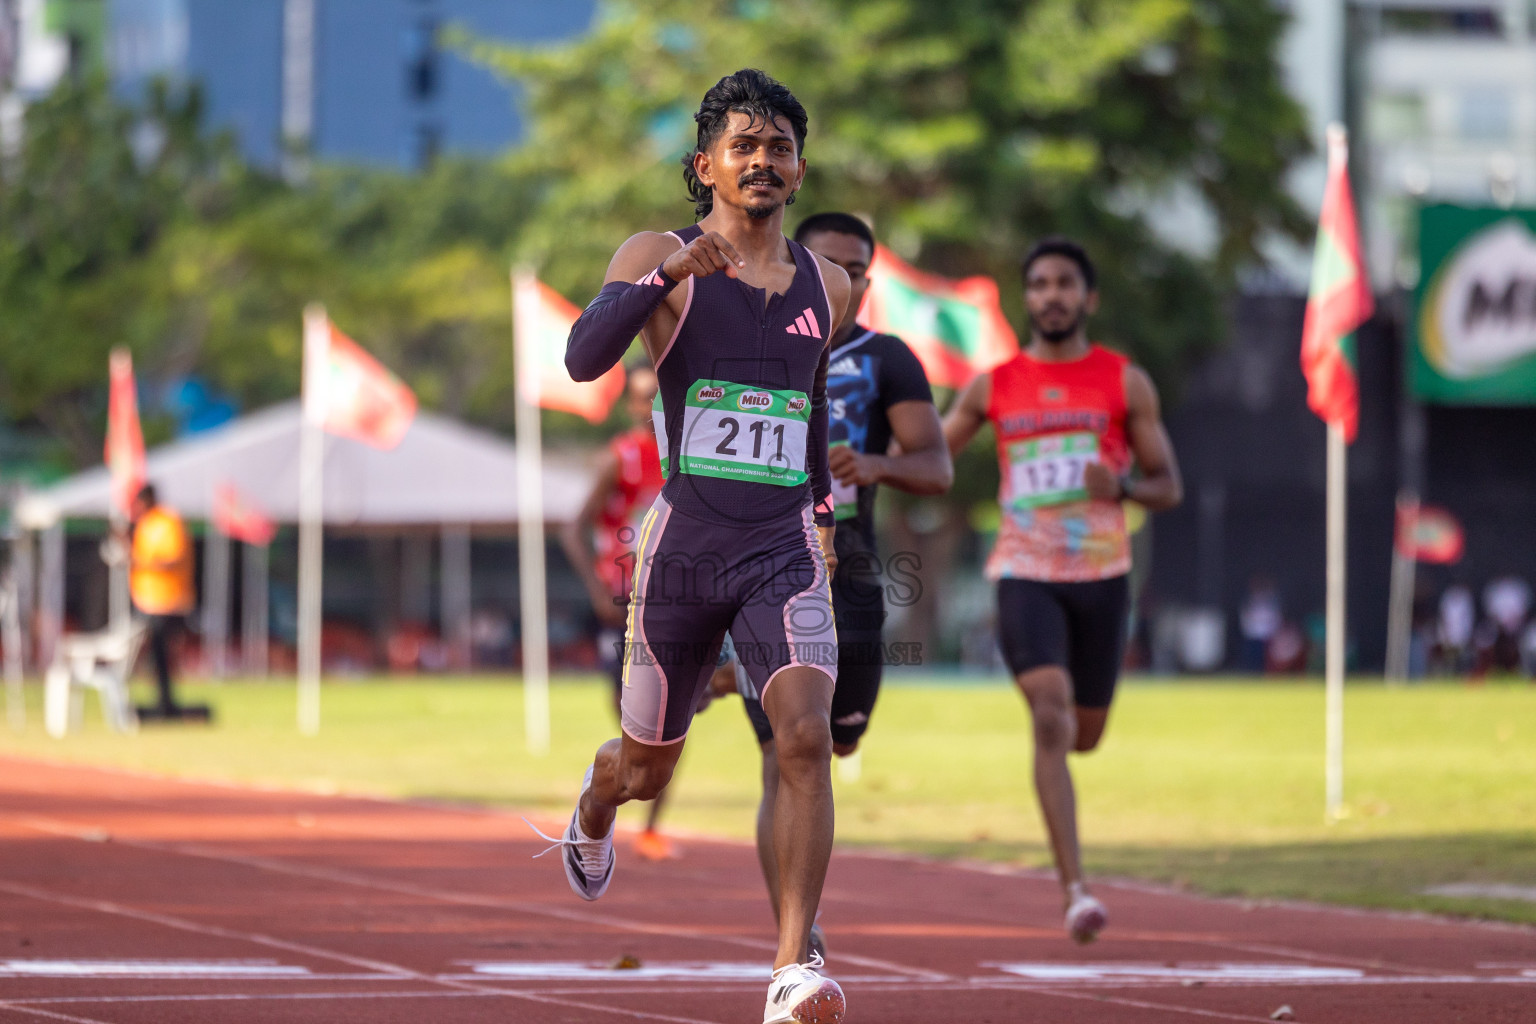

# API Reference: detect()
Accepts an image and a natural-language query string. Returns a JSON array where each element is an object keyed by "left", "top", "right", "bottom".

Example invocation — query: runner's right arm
[
  {"left": 565, "top": 231, "right": 745, "bottom": 378},
  {"left": 829, "top": 339, "right": 951, "bottom": 495},
  {"left": 941, "top": 372, "right": 993, "bottom": 456}
]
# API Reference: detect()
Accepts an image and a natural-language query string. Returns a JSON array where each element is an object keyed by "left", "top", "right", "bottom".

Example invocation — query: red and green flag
[
  {"left": 861, "top": 245, "right": 1018, "bottom": 389},
  {"left": 1301, "top": 125, "right": 1374, "bottom": 443},
  {"left": 302, "top": 308, "right": 418, "bottom": 451},
  {"left": 1394, "top": 500, "right": 1464, "bottom": 565},
  {"left": 104, "top": 347, "right": 146, "bottom": 517},
  {"left": 513, "top": 271, "right": 625, "bottom": 424}
]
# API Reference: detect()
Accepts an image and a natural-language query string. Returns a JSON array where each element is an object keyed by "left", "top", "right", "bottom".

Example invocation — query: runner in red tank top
[{"left": 945, "top": 237, "right": 1183, "bottom": 945}]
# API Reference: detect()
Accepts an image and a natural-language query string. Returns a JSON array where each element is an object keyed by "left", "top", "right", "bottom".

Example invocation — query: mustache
[{"left": 739, "top": 171, "right": 785, "bottom": 188}]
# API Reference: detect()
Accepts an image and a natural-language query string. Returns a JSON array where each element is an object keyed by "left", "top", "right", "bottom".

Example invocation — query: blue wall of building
[
  {"left": 109, "top": 0, "right": 593, "bottom": 171},
  {"left": 188, "top": 0, "right": 284, "bottom": 168}
]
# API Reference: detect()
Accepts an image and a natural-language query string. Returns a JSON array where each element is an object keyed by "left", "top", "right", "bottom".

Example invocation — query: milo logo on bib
[
  {"left": 738, "top": 391, "right": 773, "bottom": 410},
  {"left": 679, "top": 379, "right": 811, "bottom": 487}
]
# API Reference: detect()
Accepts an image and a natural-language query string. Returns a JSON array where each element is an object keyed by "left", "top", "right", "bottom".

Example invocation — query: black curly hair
[{"left": 681, "top": 69, "right": 808, "bottom": 219}]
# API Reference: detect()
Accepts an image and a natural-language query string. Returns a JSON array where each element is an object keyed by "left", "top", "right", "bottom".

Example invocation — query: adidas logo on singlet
[
  {"left": 827, "top": 357, "right": 860, "bottom": 377},
  {"left": 785, "top": 307, "right": 822, "bottom": 339}
]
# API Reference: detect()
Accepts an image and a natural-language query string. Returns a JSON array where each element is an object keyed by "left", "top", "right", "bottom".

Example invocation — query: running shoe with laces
[
  {"left": 1064, "top": 885, "right": 1108, "bottom": 944},
  {"left": 762, "top": 952, "right": 844, "bottom": 1024},
  {"left": 525, "top": 765, "right": 614, "bottom": 901}
]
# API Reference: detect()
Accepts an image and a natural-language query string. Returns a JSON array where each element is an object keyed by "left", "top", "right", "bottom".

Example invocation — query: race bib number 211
[{"left": 679, "top": 380, "right": 810, "bottom": 487}]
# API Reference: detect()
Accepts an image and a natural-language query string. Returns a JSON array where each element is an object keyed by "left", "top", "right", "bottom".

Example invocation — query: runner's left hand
[
  {"left": 829, "top": 445, "right": 882, "bottom": 487},
  {"left": 817, "top": 525, "right": 838, "bottom": 577},
  {"left": 1083, "top": 462, "right": 1122, "bottom": 501}
]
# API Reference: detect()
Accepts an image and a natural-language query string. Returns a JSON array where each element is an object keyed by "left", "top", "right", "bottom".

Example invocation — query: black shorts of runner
[
  {"left": 742, "top": 555, "right": 886, "bottom": 748},
  {"left": 995, "top": 575, "right": 1130, "bottom": 709}
]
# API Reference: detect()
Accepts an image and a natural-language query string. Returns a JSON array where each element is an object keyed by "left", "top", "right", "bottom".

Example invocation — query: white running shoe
[
  {"left": 1064, "top": 887, "right": 1108, "bottom": 944},
  {"left": 763, "top": 952, "right": 845, "bottom": 1024},
  {"left": 525, "top": 766, "right": 614, "bottom": 902}
]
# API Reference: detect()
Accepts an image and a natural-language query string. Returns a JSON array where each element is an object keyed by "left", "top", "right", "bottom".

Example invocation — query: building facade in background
[
  {"left": 1354, "top": 0, "right": 1536, "bottom": 286},
  {"left": 91, "top": 0, "right": 591, "bottom": 171}
]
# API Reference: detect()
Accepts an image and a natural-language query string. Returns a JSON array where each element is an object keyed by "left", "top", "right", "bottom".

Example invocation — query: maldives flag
[
  {"left": 302, "top": 306, "right": 417, "bottom": 450},
  {"left": 513, "top": 270, "right": 625, "bottom": 424},
  {"left": 104, "top": 347, "right": 146, "bottom": 517},
  {"left": 1301, "top": 126, "right": 1373, "bottom": 443},
  {"left": 1395, "top": 501, "right": 1464, "bottom": 565},
  {"left": 860, "top": 245, "right": 1018, "bottom": 389},
  {"left": 213, "top": 482, "right": 277, "bottom": 546}
]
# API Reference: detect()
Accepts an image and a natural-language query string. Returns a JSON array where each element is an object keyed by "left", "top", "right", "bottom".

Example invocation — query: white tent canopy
[{"left": 15, "top": 401, "right": 594, "bottom": 530}]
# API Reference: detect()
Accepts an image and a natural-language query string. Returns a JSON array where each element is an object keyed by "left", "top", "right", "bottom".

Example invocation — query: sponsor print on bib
[
  {"left": 1006, "top": 432, "right": 1099, "bottom": 509},
  {"left": 680, "top": 380, "right": 810, "bottom": 487},
  {"left": 829, "top": 441, "right": 857, "bottom": 519}
]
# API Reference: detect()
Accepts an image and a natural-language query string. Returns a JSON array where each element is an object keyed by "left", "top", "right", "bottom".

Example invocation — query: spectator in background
[
  {"left": 128, "top": 484, "right": 196, "bottom": 718},
  {"left": 1520, "top": 619, "right": 1536, "bottom": 679},
  {"left": 1437, "top": 583, "right": 1475, "bottom": 674},
  {"left": 1484, "top": 576, "right": 1531, "bottom": 637},
  {"left": 1238, "top": 575, "right": 1282, "bottom": 673},
  {"left": 1478, "top": 576, "right": 1530, "bottom": 675},
  {"left": 1265, "top": 619, "right": 1309, "bottom": 674}
]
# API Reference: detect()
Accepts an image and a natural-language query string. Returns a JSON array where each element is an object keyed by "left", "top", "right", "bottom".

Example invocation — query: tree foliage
[
  {"left": 0, "top": 77, "right": 537, "bottom": 467},
  {"left": 465, "top": 0, "right": 1311, "bottom": 391}
]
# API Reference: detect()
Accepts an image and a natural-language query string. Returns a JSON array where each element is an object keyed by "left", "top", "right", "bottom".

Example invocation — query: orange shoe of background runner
[{"left": 634, "top": 828, "right": 678, "bottom": 861}]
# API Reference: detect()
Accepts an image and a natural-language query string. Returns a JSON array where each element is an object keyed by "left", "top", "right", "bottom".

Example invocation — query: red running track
[{"left": 0, "top": 755, "right": 1531, "bottom": 1023}]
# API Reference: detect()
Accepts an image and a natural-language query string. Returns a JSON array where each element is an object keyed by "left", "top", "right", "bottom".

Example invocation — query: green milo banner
[{"left": 1412, "top": 205, "right": 1536, "bottom": 404}]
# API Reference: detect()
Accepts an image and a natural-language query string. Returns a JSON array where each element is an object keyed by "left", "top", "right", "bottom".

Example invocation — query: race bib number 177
[
  {"left": 1006, "top": 432, "right": 1099, "bottom": 509},
  {"left": 679, "top": 380, "right": 810, "bottom": 487}
]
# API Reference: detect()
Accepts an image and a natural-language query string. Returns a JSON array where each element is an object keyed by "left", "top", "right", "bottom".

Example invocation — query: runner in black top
[
  {"left": 539, "top": 70, "right": 852, "bottom": 1024},
  {"left": 735, "top": 213, "right": 951, "bottom": 959}
]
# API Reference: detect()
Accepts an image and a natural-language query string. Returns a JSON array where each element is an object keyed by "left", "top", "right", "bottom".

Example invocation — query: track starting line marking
[
  {"left": 454, "top": 962, "right": 769, "bottom": 982},
  {"left": 5, "top": 958, "right": 1536, "bottom": 991},
  {"left": 987, "top": 963, "right": 1363, "bottom": 983},
  {"left": 0, "top": 960, "right": 319, "bottom": 979}
]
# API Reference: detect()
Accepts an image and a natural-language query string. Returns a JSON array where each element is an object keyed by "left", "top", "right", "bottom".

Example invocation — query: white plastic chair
[{"left": 44, "top": 620, "right": 145, "bottom": 738}]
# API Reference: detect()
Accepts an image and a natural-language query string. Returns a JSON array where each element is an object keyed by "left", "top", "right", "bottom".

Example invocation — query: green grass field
[{"left": 4, "top": 675, "right": 1533, "bottom": 924}]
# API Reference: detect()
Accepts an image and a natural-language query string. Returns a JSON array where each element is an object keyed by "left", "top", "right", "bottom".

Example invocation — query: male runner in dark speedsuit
[{"left": 543, "top": 69, "right": 851, "bottom": 1024}]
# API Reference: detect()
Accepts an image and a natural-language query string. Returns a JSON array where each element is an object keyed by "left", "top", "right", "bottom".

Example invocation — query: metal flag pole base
[{"left": 1324, "top": 424, "right": 1347, "bottom": 823}]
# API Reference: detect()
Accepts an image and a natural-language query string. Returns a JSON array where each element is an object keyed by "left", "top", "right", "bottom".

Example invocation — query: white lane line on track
[
  {"left": 0, "top": 880, "right": 729, "bottom": 1024},
  {"left": 1031, "top": 987, "right": 1277, "bottom": 1022},
  {"left": 0, "top": 1005, "right": 114, "bottom": 1024},
  {"left": 0, "top": 993, "right": 490, "bottom": 1007},
  {"left": 5, "top": 991, "right": 725, "bottom": 1024},
  {"left": 0, "top": 880, "right": 415, "bottom": 980},
  {"left": 10, "top": 969, "right": 1534, "bottom": 1011},
  {"left": 8, "top": 754, "right": 1536, "bottom": 940},
  {"left": 2, "top": 772, "right": 1510, "bottom": 985},
  {"left": 9, "top": 812, "right": 949, "bottom": 985}
]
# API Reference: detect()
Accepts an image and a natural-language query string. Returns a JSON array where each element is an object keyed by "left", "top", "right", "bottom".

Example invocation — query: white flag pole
[
  {"left": 512, "top": 269, "right": 551, "bottom": 757},
  {"left": 242, "top": 538, "right": 269, "bottom": 678},
  {"left": 297, "top": 303, "right": 329, "bottom": 735},
  {"left": 202, "top": 507, "right": 231, "bottom": 680},
  {"left": 1320, "top": 122, "right": 1353, "bottom": 823},
  {"left": 1324, "top": 422, "right": 1347, "bottom": 821}
]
